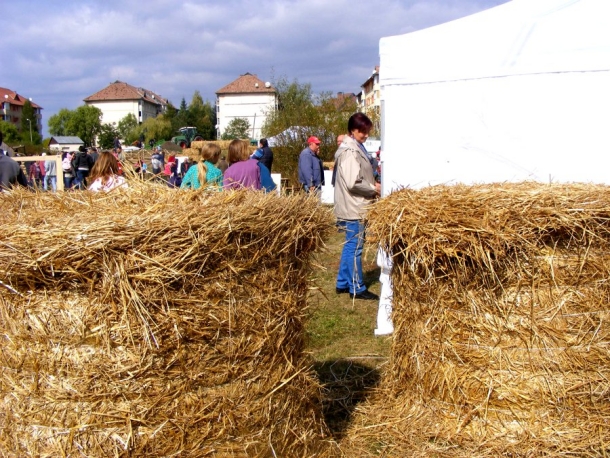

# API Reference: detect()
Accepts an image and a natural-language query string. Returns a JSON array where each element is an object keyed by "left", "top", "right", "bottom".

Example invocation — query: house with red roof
[
  {"left": 360, "top": 66, "right": 380, "bottom": 117},
  {"left": 0, "top": 87, "right": 43, "bottom": 133},
  {"left": 215, "top": 73, "right": 276, "bottom": 140},
  {"left": 83, "top": 81, "right": 168, "bottom": 128}
]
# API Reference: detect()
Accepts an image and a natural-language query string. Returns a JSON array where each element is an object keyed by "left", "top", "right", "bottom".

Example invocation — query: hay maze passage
[
  {"left": 342, "top": 183, "right": 610, "bottom": 457},
  {"left": 0, "top": 185, "right": 334, "bottom": 457}
]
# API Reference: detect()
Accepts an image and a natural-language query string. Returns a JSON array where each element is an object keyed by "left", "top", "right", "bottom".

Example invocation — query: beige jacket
[{"left": 333, "top": 135, "right": 378, "bottom": 220}]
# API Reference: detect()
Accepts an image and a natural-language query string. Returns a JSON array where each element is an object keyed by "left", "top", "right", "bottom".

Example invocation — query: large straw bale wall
[
  {"left": 0, "top": 185, "right": 334, "bottom": 456},
  {"left": 344, "top": 183, "right": 610, "bottom": 457}
]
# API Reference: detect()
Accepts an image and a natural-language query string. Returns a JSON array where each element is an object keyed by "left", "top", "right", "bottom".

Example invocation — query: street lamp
[{"left": 26, "top": 118, "right": 32, "bottom": 143}]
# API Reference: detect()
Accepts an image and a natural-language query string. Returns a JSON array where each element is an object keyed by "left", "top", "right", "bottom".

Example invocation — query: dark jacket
[
  {"left": 298, "top": 147, "right": 325, "bottom": 188},
  {"left": 0, "top": 154, "right": 28, "bottom": 190},
  {"left": 259, "top": 146, "right": 273, "bottom": 172},
  {"left": 72, "top": 152, "right": 93, "bottom": 171}
]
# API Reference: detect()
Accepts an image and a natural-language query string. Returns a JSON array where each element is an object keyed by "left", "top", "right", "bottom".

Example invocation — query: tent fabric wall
[{"left": 379, "top": 0, "right": 610, "bottom": 193}]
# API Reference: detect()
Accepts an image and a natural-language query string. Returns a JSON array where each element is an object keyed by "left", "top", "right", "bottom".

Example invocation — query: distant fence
[{"left": 13, "top": 156, "right": 64, "bottom": 191}]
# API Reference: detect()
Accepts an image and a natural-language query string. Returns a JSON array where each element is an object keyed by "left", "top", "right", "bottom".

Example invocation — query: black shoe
[
  {"left": 335, "top": 287, "right": 350, "bottom": 294},
  {"left": 349, "top": 290, "right": 379, "bottom": 301}
]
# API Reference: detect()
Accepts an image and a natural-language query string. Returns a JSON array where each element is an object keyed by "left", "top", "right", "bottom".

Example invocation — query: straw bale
[
  {"left": 181, "top": 147, "right": 199, "bottom": 158},
  {"left": 342, "top": 182, "right": 610, "bottom": 456},
  {"left": 0, "top": 184, "right": 335, "bottom": 456},
  {"left": 189, "top": 141, "right": 205, "bottom": 151},
  {"left": 214, "top": 140, "right": 238, "bottom": 150},
  {"left": 190, "top": 140, "right": 234, "bottom": 151}
]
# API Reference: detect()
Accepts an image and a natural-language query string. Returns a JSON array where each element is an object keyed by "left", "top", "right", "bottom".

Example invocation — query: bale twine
[
  {"left": 344, "top": 182, "right": 610, "bottom": 457},
  {"left": 0, "top": 184, "right": 334, "bottom": 456}
]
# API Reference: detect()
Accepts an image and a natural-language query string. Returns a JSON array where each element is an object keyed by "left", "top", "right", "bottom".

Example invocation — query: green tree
[
  {"left": 199, "top": 101, "right": 217, "bottom": 140},
  {"left": 166, "top": 93, "right": 217, "bottom": 140},
  {"left": 364, "top": 106, "right": 381, "bottom": 138},
  {"left": 189, "top": 91, "right": 216, "bottom": 140},
  {"left": 164, "top": 102, "right": 178, "bottom": 128},
  {"left": 263, "top": 77, "right": 317, "bottom": 135},
  {"left": 48, "top": 108, "right": 73, "bottom": 136},
  {"left": 221, "top": 118, "right": 250, "bottom": 140},
  {"left": 66, "top": 105, "right": 103, "bottom": 147},
  {"left": 98, "top": 123, "right": 120, "bottom": 149},
  {"left": 190, "top": 91, "right": 204, "bottom": 110},
  {"left": 117, "top": 113, "right": 138, "bottom": 144},
  {"left": 172, "top": 97, "right": 190, "bottom": 133},
  {"left": 134, "top": 114, "right": 172, "bottom": 146},
  {"left": 261, "top": 78, "right": 357, "bottom": 184},
  {"left": 188, "top": 91, "right": 216, "bottom": 140},
  {"left": 21, "top": 100, "right": 41, "bottom": 144},
  {"left": 0, "top": 120, "right": 21, "bottom": 144}
]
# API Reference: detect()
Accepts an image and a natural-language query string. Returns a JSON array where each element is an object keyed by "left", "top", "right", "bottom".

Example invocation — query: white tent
[{"left": 379, "top": 0, "right": 610, "bottom": 194}]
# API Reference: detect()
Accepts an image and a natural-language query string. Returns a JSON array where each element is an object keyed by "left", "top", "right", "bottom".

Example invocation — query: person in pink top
[{"left": 223, "top": 140, "right": 261, "bottom": 190}]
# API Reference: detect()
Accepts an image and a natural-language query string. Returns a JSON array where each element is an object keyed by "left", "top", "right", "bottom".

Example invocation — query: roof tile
[
  {"left": 216, "top": 73, "right": 276, "bottom": 95},
  {"left": 0, "top": 87, "right": 43, "bottom": 109},
  {"left": 83, "top": 81, "right": 167, "bottom": 105}
]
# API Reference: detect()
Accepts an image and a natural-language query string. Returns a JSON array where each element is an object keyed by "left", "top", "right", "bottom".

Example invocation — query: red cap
[{"left": 307, "top": 136, "right": 321, "bottom": 145}]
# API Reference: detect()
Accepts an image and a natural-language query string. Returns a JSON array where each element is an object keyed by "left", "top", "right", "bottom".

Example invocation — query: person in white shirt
[{"left": 87, "top": 151, "right": 127, "bottom": 192}]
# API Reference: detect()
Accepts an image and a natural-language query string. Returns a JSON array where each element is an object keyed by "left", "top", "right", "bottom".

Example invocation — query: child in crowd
[
  {"left": 88, "top": 151, "right": 128, "bottom": 192},
  {"left": 180, "top": 143, "right": 223, "bottom": 191}
]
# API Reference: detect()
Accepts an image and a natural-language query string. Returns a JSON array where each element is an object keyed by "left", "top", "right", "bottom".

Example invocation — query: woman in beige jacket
[{"left": 333, "top": 113, "right": 381, "bottom": 300}]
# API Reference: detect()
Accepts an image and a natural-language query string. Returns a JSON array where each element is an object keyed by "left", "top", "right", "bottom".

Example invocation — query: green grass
[{"left": 305, "top": 228, "right": 392, "bottom": 437}]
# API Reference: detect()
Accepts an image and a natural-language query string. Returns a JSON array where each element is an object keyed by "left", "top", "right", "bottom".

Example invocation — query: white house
[
  {"left": 360, "top": 66, "right": 380, "bottom": 117},
  {"left": 215, "top": 73, "right": 276, "bottom": 140},
  {"left": 83, "top": 81, "right": 168, "bottom": 128},
  {"left": 48, "top": 136, "right": 84, "bottom": 152}
]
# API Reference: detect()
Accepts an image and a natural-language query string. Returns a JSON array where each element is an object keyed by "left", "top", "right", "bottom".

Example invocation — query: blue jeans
[
  {"left": 64, "top": 175, "right": 74, "bottom": 190},
  {"left": 73, "top": 170, "right": 89, "bottom": 189},
  {"left": 336, "top": 219, "right": 366, "bottom": 294}
]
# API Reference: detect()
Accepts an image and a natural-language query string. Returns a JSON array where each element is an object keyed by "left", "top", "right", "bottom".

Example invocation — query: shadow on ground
[
  {"left": 363, "top": 266, "right": 381, "bottom": 292},
  {"left": 313, "top": 359, "right": 383, "bottom": 440}
]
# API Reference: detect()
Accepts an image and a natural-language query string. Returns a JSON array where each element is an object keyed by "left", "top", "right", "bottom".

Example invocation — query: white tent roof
[
  {"left": 381, "top": 0, "right": 609, "bottom": 84},
  {"left": 379, "top": 0, "right": 610, "bottom": 192}
]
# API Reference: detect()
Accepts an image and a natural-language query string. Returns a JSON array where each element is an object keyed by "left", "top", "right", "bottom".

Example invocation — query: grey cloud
[{"left": 1, "top": 0, "right": 508, "bottom": 137}]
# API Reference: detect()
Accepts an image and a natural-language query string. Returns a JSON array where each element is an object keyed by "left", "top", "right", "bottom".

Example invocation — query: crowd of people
[
  {"left": 0, "top": 137, "right": 279, "bottom": 194},
  {"left": 2, "top": 117, "right": 391, "bottom": 335}
]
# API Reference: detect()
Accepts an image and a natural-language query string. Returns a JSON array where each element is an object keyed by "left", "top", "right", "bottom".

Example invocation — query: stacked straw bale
[
  {"left": 191, "top": 140, "right": 234, "bottom": 151},
  {"left": 181, "top": 147, "right": 199, "bottom": 158},
  {"left": 189, "top": 141, "right": 205, "bottom": 151},
  {"left": 343, "top": 183, "right": 610, "bottom": 457},
  {"left": 0, "top": 184, "right": 334, "bottom": 456}
]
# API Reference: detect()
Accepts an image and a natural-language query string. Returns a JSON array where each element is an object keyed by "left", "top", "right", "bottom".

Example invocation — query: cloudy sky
[{"left": 3, "top": 0, "right": 508, "bottom": 137}]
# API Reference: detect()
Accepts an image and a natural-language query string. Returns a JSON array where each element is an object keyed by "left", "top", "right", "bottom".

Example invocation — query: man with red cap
[{"left": 298, "top": 136, "right": 325, "bottom": 194}]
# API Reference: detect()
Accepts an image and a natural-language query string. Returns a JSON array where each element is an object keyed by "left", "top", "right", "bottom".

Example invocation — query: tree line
[
  {"left": 2, "top": 78, "right": 370, "bottom": 181},
  {"left": 0, "top": 99, "right": 43, "bottom": 146},
  {"left": 47, "top": 91, "right": 216, "bottom": 149}
]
